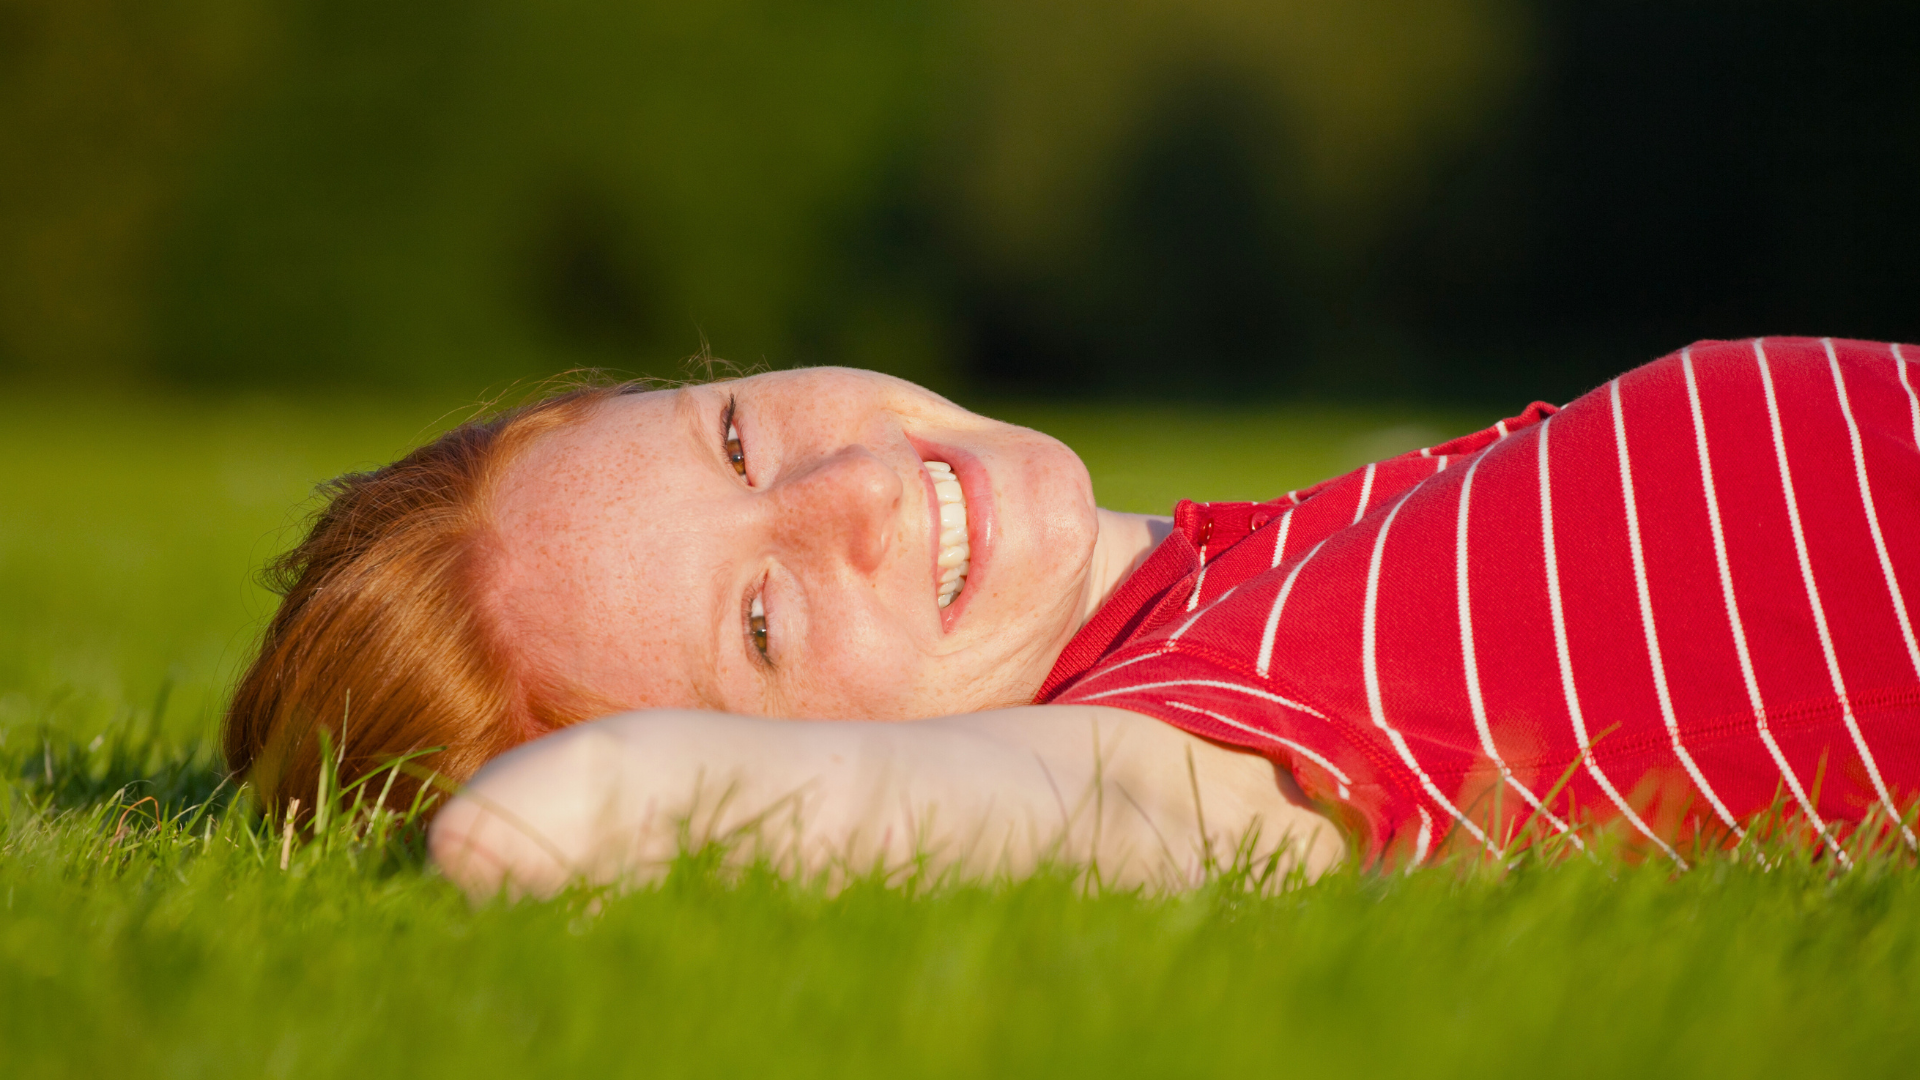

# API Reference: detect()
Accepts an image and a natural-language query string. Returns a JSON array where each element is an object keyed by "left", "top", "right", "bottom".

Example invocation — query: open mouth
[{"left": 926, "top": 460, "right": 970, "bottom": 607}]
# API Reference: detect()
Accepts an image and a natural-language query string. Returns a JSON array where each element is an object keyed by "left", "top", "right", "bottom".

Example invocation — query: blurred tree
[
  {"left": 943, "top": 0, "right": 1526, "bottom": 394},
  {"left": 2, "top": 0, "right": 1911, "bottom": 399},
  {"left": 3, "top": 0, "right": 1525, "bottom": 392},
  {"left": 945, "top": 0, "right": 1524, "bottom": 285},
  {"left": 1377, "top": 0, "right": 1920, "bottom": 402},
  {"left": 0, "top": 0, "right": 273, "bottom": 380},
  {"left": 154, "top": 0, "right": 939, "bottom": 388}
]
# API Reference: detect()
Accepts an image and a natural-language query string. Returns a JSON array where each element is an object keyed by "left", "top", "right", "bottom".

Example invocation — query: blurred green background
[
  {"left": 3, "top": 13, "right": 1919, "bottom": 1070},
  {"left": 6, "top": 0, "right": 1915, "bottom": 404}
]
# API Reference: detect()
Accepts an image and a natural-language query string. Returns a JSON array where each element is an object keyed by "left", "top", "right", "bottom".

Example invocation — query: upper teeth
[{"left": 927, "top": 460, "right": 969, "bottom": 608}]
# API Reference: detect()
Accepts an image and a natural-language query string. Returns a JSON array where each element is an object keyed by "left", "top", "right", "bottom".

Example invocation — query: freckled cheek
[
  {"left": 800, "top": 623, "right": 929, "bottom": 717},
  {"left": 1007, "top": 450, "right": 1093, "bottom": 533}
]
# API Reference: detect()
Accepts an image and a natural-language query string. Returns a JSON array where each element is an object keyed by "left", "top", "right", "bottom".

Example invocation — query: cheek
[
  {"left": 1006, "top": 429, "right": 1089, "bottom": 497},
  {"left": 1010, "top": 443, "right": 1097, "bottom": 554},
  {"left": 789, "top": 621, "right": 934, "bottom": 719}
]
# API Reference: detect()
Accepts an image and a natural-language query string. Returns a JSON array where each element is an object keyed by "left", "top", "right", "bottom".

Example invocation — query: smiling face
[{"left": 483, "top": 367, "right": 1103, "bottom": 721}]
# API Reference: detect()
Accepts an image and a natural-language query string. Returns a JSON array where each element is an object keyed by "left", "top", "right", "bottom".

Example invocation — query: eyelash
[
  {"left": 747, "top": 591, "right": 770, "bottom": 664},
  {"left": 723, "top": 395, "right": 747, "bottom": 478},
  {"left": 726, "top": 396, "right": 770, "bottom": 663}
]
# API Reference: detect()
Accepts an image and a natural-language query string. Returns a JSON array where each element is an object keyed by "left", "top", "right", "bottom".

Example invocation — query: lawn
[{"left": 2, "top": 387, "right": 1915, "bottom": 1078}]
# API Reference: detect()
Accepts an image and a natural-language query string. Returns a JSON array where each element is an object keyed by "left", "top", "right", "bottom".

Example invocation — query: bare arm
[{"left": 429, "top": 705, "right": 1344, "bottom": 899}]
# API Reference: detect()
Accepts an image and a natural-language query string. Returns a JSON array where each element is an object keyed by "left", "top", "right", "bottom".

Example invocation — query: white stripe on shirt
[
  {"left": 1163, "top": 701, "right": 1353, "bottom": 800},
  {"left": 1686, "top": 347, "right": 1842, "bottom": 861},
  {"left": 1826, "top": 340, "right": 1920, "bottom": 688},
  {"left": 1609, "top": 377, "right": 1745, "bottom": 837},
  {"left": 1364, "top": 491, "right": 1497, "bottom": 853},
  {"left": 1071, "top": 678, "right": 1328, "bottom": 719},
  {"left": 1456, "top": 451, "right": 1580, "bottom": 846},
  {"left": 1255, "top": 538, "right": 1329, "bottom": 678},
  {"left": 1763, "top": 340, "right": 1910, "bottom": 846},
  {"left": 1538, "top": 414, "right": 1688, "bottom": 867},
  {"left": 1896, "top": 343, "right": 1920, "bottom": 452},
  {"left": 1269, "top": 506, "right": 1296, "bottom": 569},
  {"left": 1352, "top": 462, "right": 1378, "bottom": 524}
]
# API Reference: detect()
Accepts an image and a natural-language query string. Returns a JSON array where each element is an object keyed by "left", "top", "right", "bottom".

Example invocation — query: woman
[{"left": 226, "top": 337, "right": 1920, "bottom": 896}]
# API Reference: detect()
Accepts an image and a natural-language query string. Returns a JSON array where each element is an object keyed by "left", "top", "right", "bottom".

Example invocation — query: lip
[{"left": 908, "top": 437, "right": 993, "bottom": 631}]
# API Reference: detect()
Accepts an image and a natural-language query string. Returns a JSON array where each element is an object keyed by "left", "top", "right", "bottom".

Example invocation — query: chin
[
  {"left": 981, "top": 478, "right": 1098, "bottom": 693},
  {"left": 1020, "top": 439, "right": 1099, "bottom": 575}
]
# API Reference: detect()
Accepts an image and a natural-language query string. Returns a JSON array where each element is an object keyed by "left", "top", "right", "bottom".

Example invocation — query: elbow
[
  {"left": 428, "top": 791, "right": 562, "bottom": 901},
  {"left": 428, "top": 795, "right": 515, "bottom": 899},
  {"left": 429, "top": 723, "right": 631, "bottom": 901}
]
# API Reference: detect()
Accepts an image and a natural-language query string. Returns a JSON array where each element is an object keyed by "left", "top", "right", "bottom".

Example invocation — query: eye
[
  {"left": 747, "top": 593, "right": 770, "bottom": 662},
  {"left": 723, "top": 396, "right": 747, "bottom": 477}
]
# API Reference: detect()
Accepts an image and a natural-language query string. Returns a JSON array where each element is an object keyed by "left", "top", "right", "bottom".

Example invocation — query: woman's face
[{"left": 486, "top": 367, "right": 1101, "bottom": 721}]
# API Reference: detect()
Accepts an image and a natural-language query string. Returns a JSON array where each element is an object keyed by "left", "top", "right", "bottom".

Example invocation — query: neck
[{"left": 1075, "top": 509, "right": 1174, "bottom": 631}]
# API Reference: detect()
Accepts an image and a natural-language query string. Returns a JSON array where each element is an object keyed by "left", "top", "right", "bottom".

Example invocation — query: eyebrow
[
  {"left": 675, "top": 382, "right": 734, "bottom": 478},
  {"left": 672, "top": 386, "right": 731, "bottom": 710}
]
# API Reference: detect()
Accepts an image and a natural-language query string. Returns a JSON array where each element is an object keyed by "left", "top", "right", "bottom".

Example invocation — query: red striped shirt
[{"left": 1038, "top": 338, "right": 1920, "bottom": 866}]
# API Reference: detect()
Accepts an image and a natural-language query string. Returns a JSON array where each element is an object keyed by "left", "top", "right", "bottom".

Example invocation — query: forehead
[
  {"left": 485, "top": 386, "right": 718, "bottom": 710},
  {"left": 510, "top": 388, "right": 684, "bottom": 499}
]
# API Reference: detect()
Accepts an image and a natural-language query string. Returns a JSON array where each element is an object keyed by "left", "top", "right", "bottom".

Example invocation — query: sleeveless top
[{"left": 1036, "top": 338, "right": 1920, "bottom": 867}]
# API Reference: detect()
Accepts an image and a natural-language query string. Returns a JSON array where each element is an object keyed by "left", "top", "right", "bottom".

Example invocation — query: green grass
[{"left": 4, "top": 389, "right": 1917, "bottom": 1078}]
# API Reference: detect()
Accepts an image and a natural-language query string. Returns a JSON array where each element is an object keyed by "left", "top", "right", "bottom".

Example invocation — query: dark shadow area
[
  {"left": 963, "top": 0, "right": 1919, "bottom": 404},
  {"left": 525, "top": 186, "right": 663, "bottom": 354},
  {"left": 1375, "top": 0, "right": 1920, "bottom": 403},
  {"left": 968, "top": 81, "right": 1311, "bottom": 399}
]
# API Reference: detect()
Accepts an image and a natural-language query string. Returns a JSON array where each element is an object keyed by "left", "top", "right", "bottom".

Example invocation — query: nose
[{"left": 768, "top": 445, "right": 902, "bottom": 576}]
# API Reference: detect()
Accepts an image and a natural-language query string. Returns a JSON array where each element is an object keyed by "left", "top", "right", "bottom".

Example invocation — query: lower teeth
[{"left": 929, "top": 459, "right": 969, "bottom": 609}]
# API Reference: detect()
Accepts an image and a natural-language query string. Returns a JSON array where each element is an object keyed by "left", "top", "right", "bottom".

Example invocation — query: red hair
[{"left": 223, "top": 379, "right": 645, "bottom": 821}]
